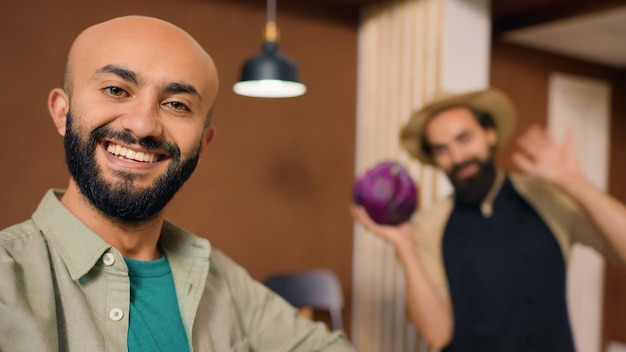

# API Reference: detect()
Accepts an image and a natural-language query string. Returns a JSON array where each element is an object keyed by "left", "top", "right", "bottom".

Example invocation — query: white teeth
[{"left": 105, "top": 142, "right": 159, "bottom": 163}]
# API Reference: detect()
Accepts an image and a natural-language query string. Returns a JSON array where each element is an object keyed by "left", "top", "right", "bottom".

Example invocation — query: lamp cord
[
  {"left": 267, "top": 0, "right": 277, "bottom": 23},
  {"left": 264, "top": 0, "right": 279, "bottom": 42}
]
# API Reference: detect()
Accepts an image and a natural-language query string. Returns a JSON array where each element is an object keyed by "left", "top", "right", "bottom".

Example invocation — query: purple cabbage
[{"left": 352, "top": 161, "right": 418, "bottom": 225}]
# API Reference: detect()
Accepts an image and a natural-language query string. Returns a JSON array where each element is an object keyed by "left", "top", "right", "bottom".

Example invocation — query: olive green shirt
[{"left": 0, "top": 190, "right": 355, "bottom": 352}]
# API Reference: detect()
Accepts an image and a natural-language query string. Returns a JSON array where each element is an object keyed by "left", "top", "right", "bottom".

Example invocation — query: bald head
[{"left": 63, "top": 16, "right": 218, "bottom": 121}]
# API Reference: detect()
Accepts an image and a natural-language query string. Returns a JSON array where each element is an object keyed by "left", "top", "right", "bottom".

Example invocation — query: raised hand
[{"left": 512, "top": 125, "right": 583, "bottom": 187}]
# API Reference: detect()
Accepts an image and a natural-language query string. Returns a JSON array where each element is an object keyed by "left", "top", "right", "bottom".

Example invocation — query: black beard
[
  {"left": 448, "top": 157, "right": 496, "bottom": 206},
  {"left": 64, "top": 111, "right": 200, "bottom": 224}
]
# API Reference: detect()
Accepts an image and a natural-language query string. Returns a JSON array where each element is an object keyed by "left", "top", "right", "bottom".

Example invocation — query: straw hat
[{"left": 399, "top": 88, "right": 516, "bottom": 165}]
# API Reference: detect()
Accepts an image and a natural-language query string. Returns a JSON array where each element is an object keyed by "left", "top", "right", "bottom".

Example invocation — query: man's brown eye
[
  {"left": 167, "top": 101, "right": 189, "bottom": 111},
  {"left": 104, "top": 86, "right": 126, "bottom": 96}
]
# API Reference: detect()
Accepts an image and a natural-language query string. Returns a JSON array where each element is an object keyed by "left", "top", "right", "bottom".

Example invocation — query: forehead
[
  {"left": 424, "top": 106, "right": 480, "bottom": 142},
  {"left": 68, "top": 22, "right": 216, "bottom": 100}
]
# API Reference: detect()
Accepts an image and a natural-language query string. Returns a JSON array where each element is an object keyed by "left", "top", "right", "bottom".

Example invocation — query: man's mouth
[
  {"left": 105, "top": 142, "right": 165, "bottom": 163},
  {"left": 454, "top": 162, "right": 479, "bottom": 180}
]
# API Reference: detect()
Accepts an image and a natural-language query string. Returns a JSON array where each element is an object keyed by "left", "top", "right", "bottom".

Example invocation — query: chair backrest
[{"left": 263, "top": 269, "right": 344, "bottom": 330}]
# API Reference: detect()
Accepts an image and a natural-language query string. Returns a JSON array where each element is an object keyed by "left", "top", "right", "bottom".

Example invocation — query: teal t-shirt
[{"left": 124, "top": 254, "right": 189, "bottom": 352}]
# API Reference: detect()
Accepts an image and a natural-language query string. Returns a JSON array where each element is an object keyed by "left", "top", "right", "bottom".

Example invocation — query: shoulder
[
  {"left": 0, "top": 220, "right": 43, "bottom": 251},
  {"left": 509, "top": 173, "right": 550, "bottom": 193},
  {"left": 0, "top": 220, "right": 53, "bottom": 305},
  {"left": 411, "top": 195, "right": 454, "bottom": 249},
  {"left": 414, "top": 195, "right": 454, "bottom": 232},
  {"left": 208, "top": 248, "right": 256, "bottom": 288},
  {"left": 509, "top": 173, "right": 575, "bottom": 209},
  {"left": 209, "top": 248, "right": 240, "bottom": 272},
  {"left": 509, "top": 173, "right": 565, "bottom": 195}
]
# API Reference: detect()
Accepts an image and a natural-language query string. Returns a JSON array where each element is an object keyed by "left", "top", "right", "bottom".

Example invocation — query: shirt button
[
  {"left": 102, "top": 253, "right": 115, "bottom": 266},
  {"left": 109, "top": 308, "right": 124, "bottom": 321}
]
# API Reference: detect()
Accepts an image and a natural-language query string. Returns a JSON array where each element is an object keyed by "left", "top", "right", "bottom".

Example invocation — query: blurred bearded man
[{"left": 352, "top": 88, "right": 626, "bottom": 351}]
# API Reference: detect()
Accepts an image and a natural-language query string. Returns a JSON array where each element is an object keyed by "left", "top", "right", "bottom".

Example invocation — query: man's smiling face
[
  {"left": 425, "top": 106, "right": 498, "bottom": 205},
  {"left": 50, "top": 16, "right": 219, "bottom": 223}
]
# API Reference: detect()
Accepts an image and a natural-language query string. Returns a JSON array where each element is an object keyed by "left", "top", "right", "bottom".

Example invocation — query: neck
[{"left": 61, "top": 180, "right": 163, "bottom": 260}]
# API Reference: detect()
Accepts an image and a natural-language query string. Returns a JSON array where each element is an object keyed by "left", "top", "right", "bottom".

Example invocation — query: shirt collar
[
  {"left": 32, "top": 189, "right": 112, "bottom": 280},
  {"left": 159, "top": 221, "right": 211, "bottom": 260},
  {"left": 31, "top": 189, "right": 211, "bottom": 281}
]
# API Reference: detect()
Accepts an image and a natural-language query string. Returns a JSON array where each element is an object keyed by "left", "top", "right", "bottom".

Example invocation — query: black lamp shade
[
  {"left": 241, "top": 42, "right": 299, "bottom": 81},
  {"left": 233, "top": 41, "right": 306, "bottom": 98}
]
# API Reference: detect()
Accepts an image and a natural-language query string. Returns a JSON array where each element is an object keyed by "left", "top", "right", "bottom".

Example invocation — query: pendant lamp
[{"left": 233, "top": 0, "right": 306, "bottom": 98}]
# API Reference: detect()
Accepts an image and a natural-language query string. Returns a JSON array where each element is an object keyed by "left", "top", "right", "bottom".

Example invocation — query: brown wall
[
  {"left": 0, "top": 0, "right": 357, "bottom": 334},
  {"left": 490, "top": 40, "right": 626, "bottom": 349},
  {"left": 490, "top": 41, "right": 619, "bottom": 169}
]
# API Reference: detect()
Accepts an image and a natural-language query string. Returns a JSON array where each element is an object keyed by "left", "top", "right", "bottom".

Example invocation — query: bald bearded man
[{"left": 0, "top": 16, "right": 354, "bottom": 352}]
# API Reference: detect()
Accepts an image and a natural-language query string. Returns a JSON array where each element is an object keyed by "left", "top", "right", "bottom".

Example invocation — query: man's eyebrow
[
  {"left": 430, "top": 142, "right": 447, "bottom": 151},
  {"left": 163, "top": 83, "right": 202, "bottom": 102},
  {"left": 455, "top": 130, "right": 471, "bottom": 141},
  {"left": 95, "top": 64, "right": 140, "bottom": 85}
]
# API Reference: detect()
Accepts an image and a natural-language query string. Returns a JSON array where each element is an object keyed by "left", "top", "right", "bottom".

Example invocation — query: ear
[
  {"left": 198, "top": 125, "right": 216, "bottom": 154},
  {"left": 486, "top": 126, "right": 498, "bottom": 147},
  {"left": 48, "top": 88, "right": 69, "bottom": 136}
]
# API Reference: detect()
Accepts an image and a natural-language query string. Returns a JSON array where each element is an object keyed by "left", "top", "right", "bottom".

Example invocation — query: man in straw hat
[
  {"left": 352, "top": 88, "right": 626, "bottom": 351},
  {"left": 0, "top": 16, "right": 355, "bottom": 351}
]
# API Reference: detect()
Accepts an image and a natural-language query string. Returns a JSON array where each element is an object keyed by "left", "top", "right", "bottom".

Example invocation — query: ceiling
[
  {"left": 229, "top": 0, "right": 626, "bottom": 69},
  {"left": 334, "top": 0, "right": 626, "bottom": 69},
  {"left": 502, "top": 5, "right": 626, "bottom": 68},
  {"left": 491, "top": 0, "right": 626, "bottom": 69}
]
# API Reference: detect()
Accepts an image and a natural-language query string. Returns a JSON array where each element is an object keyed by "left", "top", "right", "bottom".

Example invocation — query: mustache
[
  {"left": 450, "top": 159, "right": 480, "bottom": 178},
  {"left": 91, "top": 126, "right": 181, "bottom": 160}
]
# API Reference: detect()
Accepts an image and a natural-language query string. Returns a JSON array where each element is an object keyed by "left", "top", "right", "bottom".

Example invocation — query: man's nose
[
  {"left": 119, "top": 100, "right": 163, "bottom": 139},
  {"left": 448, "top": 144, "right": 466, "bottom": 165}
]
